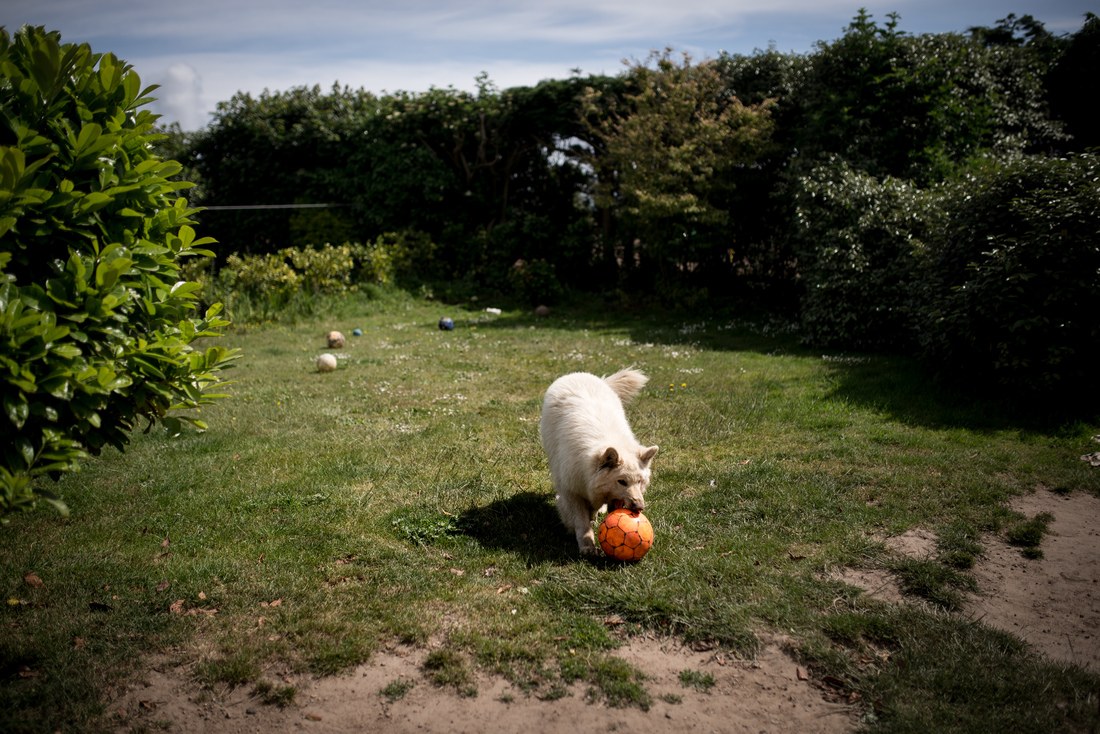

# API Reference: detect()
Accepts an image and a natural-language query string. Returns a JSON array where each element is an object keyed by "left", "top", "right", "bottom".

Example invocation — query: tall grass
[{"left": 2, "top": 290, "right": 1098, "bottom": 732}]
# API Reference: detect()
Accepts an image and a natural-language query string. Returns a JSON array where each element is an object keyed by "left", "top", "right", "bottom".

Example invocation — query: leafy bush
[
  {"left": 362, "top": 230, "right": 437, "bottom": 286},
  {"left": 916, "top": 154, "right": 1100, "bottom": 403},
  {"left": 0, "top": 26, "right": 238, "bottom": 517},
  {"left": 286, "top": 243, "right": 357, "bottom": 293},
  {"left": 208, "top": 237, "right": 420, "bottom": 323},
  {"left": 215, "top": 251, "right": 301, "bottom": 321},
  {"left": 791, "top": 158, "right": 937, "bottom": 350}
]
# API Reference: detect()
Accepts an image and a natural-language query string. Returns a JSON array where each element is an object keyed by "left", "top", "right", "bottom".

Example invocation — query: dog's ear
[
  {"left": 640, "top": 446, "right": 659, "bottom": 465},
  {"left": 597, "top": 447, "right": 621, "bottom": 470}
]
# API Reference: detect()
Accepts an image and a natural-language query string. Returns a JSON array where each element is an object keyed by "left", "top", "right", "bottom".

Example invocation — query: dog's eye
[{"left": 617, "top": 479, "right": 628, "bottom": 486}]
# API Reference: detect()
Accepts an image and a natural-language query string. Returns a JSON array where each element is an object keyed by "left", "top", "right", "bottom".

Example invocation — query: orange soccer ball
[{"left": 598, "top": 508, "right": 654, "bottom": 562}]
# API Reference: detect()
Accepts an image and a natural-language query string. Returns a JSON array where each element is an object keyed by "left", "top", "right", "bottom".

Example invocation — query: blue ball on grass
[{"left": 438, "top": 317, "right": 455, "bottom": 331}]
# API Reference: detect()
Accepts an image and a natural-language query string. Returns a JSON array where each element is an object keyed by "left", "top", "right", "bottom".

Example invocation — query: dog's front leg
[
  {"left": 575, "top": 514, "right": 599, "bottom": 556},
  {"left": 558, "top": 493, "right": 600, "bottom": 556}
]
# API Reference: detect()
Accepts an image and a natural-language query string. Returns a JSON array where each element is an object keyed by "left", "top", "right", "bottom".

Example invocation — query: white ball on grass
[{"left": 316, "top": 353, "right": 338, "bottom": 373}]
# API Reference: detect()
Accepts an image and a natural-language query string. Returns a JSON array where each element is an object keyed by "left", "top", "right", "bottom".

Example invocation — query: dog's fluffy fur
[{"left": 540, "top": 368, "right": 659, "bottom": 555}]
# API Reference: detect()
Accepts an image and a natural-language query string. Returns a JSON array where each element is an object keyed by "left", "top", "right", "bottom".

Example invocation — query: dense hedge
[
  {"left": 791, "top": 152, "right": 1100, "bottom": 409},
  {"left": 917, "top": 154, "right": 1100, "bottom": 401},
  {"left": 0, "top": 27, "right": 238, "bottom": 517},
  {"left": 791, "top": 158, "right": 938, "bottom": 350}
]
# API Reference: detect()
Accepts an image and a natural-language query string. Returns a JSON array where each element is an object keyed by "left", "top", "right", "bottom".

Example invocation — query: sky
[{"left": 2, "top": 1, "right": 1094, "bottom": 131}]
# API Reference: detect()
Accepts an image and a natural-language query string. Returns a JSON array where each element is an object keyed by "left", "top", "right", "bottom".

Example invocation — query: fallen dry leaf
[
  {"left": 197, "top": 591, "right": 207, "bottom": 600},
  {"left": 73, "top": 637, "right": 86, "bottom": 650},
  {"left": 169, "top": 599, "right": 186, "bottom": 614},
  {"left": 23, "top": 572, "right": 44, "bottom": 589},
  {"left": 155, "top": 580, "right": 170, "bottom": 593}
]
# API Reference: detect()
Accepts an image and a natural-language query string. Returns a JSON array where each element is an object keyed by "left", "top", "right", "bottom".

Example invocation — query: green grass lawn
[{"left": 3, "top": 291, "right": 1098, "bottom": 732}]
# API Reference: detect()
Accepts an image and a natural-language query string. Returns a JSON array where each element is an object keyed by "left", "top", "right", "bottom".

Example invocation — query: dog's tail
[{"left": 604, "top": 368, "right": 648, "bottom": 403}]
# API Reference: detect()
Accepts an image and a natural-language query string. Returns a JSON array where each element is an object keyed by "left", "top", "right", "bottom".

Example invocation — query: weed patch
[
  {"left": 1005, "top": 512, "right": 1054, "bottom": 559},
  {"left": 380, "top": 678, "right": 415, "bottom": 702},
  {"left": 678, "top": 668, "right": 716, "bottom": 692}
]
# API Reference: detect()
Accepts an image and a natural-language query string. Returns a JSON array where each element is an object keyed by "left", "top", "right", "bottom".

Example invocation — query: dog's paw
[{"left": 578, "top": 540, "right": 600, "bottom": 557}]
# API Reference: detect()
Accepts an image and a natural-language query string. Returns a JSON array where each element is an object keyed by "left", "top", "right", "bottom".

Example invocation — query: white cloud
[
  {"left": 147, "top": 62, "right": 206, "bottom": 130},
  {"left": 137, "top": 52, "right": 611, "bottom": 128}
]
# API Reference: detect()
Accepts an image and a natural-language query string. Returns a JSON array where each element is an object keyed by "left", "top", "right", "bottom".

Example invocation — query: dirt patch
[
  {"left": 111, "top": 490, "right": 1100, "bottom": 733},
  {"left": 826, "top": 527, "right": 939, "bottom": 606},
  {"left": 965, "top": 490, "right": 1100, "bottom": 672},
  {"left": 112, "top": 638, "right": 857, "bottom": 733},
  {"left": 883, "top": 527, "right": 937, "bottom": 559},
  {"left": 832, "top": 490, "right": 1100, "bottom": 673},
  {"left": 829, "top": 567, "right": 906, "bottom": 605}
]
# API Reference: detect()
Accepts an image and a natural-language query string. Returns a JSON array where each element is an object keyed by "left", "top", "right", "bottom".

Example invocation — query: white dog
[{"left": 540, "top": 368, "right": 659, "bottom": 556}]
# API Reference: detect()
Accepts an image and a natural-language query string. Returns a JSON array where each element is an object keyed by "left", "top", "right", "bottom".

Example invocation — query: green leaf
[
  {"left": 95, "top": 256, "right": 133, "bottom": 289},
  {"left": 51, "top": 344, "right": 82, "bottom": 359},
  {"left": 76, "top": 191, "right": 112, "bottom": 214},
  {"left": 74, "top": 122, "right": 103, "bottom": 156},
  {"left": 15, "top": 438, "right": 34, "bottom": 470},
  {"left": 28, "top": 44, "right": 61, "bottom": 101},
  {"left": 38, "top": 492, "right": 70, "bottom": 518},
  {"left": 4, "top": 394, "right": 30, "bottom": 429}
]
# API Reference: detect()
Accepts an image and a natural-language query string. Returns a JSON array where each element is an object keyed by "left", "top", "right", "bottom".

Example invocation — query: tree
[
  {"left": 1045, "top": 13, "right": 1100, "bottom": 151},
  {"left": 791, "top": 10, "right": 1065, "bottom": 184},
  {"left": 186, "top": 84, "right": 376, "bottom": 253},
  {"left": 343, "top": 76, "right": 603, "bottom": 289},
  {"left": 0, "top": 26, "right": 238, "bottom": 518},
  {"left": 581, "top": 49, "right": 775, "bottom": 294}
]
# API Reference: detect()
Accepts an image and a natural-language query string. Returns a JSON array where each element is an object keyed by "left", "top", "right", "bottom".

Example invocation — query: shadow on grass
[
  {"left": 455, "top": 491, "right": 579, "bottom": 566},
  {"left": 821, "top": 355, "right": 1095, "bottom": 435},
  {"left": 473, "top": 304, "right": 1096, "bottom": 434},
  {"left": 455, "top": 493, "right": 658, "bottom": 572},
  {"left": 387, "top": 492, "right": 624, "bottom": 567},
  {"left": 469, "top": 303, "right": 806, "bottom": 358}
]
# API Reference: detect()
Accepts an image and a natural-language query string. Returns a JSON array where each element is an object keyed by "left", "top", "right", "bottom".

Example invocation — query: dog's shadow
[{"left": 456, "top": 491, "right": 581, "bottom": 565}]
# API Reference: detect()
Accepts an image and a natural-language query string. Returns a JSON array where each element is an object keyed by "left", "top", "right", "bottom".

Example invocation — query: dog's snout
[{"left": 626, "top": 498, "right": 646, "bottom": 512}]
